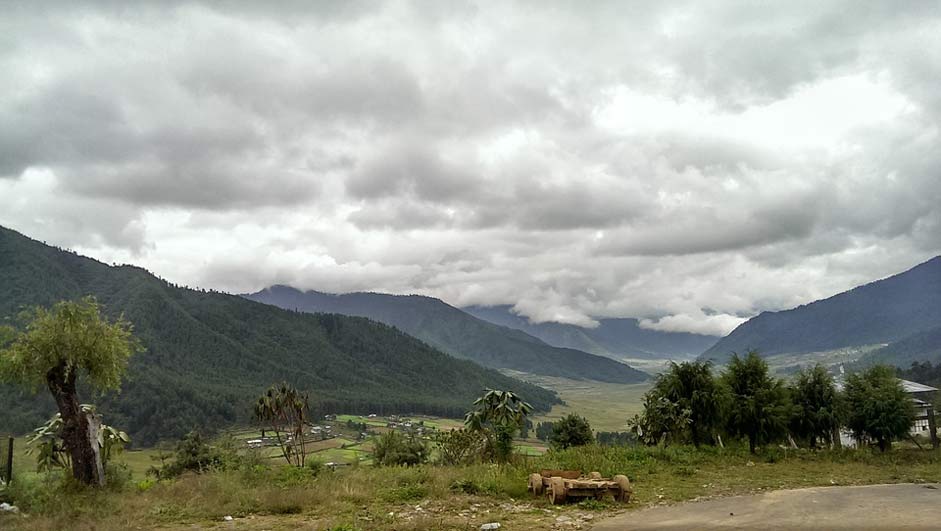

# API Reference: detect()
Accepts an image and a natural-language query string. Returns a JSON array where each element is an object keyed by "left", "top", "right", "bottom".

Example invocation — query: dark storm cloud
[{"left": 2, "top": 0, "right": 940, "bottom": 335}]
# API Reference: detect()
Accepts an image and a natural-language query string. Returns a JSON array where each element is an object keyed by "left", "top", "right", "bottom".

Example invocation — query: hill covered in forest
[
  {"left": 463, "top": 305, "right": 718, "bottom": 360},
  {"left": 701, "top": 256, "right": 941, "bottom": 365},
  {"left": 0, "top": 226, "right": 559, "bottom": 445},
  {"left": 245, "top": 287, "right": 649, "bottom": 384}
]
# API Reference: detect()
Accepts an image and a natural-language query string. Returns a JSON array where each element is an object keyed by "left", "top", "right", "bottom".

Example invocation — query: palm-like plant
[
  {"left": 464, "top": 389, "right": 533, "bottom": 462},
  {"left": 26, "top": 404, "right": 130, "bottom": 472},
  {"left": 254, "top": 383, "right": 310, "bottom": 467}
]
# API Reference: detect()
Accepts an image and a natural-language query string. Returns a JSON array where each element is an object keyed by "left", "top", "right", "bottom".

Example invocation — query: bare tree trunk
[{"left": 46, "top": 362, "right": 103, "bottom": 486}]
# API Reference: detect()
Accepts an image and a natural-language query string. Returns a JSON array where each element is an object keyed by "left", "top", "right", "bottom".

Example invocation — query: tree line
[{"left": 631, "top": 352, "right": 918, "bottom": 453}]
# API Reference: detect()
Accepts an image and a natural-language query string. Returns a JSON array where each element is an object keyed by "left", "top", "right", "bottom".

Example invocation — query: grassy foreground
[{"left": 4, "top": 444, "right": 941, "bottom": 530}]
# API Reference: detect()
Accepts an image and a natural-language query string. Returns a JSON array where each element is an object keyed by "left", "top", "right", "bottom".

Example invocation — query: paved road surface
[{"left": 592, "top": 483, "right": 941, "bottom": 530}]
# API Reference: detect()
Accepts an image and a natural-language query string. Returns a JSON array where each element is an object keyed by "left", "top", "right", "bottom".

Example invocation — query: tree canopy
[
  {"left": 845, "top": 365, "right": 915, "bottom": 451},
  {"left": 789, "top": 364, "right": 843, "bottom": 448},
  {"left": 549, "top": 414, "right": 594, "bottom": 450},
  {"left": 0, "top": 296, "right": 140, "bottom": 392},
  {"left": 722, "top": 351, "right": 791, "bottom": 453}
]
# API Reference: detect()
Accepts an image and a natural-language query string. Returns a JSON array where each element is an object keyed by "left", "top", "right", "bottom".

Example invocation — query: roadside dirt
[{"left": 591, "top": 483, "right": 941, "bottom": 530}]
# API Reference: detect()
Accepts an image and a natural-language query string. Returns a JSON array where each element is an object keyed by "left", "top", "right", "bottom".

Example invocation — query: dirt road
[{"left": 592, "top": 483, "right": 941, "bottom": 530}]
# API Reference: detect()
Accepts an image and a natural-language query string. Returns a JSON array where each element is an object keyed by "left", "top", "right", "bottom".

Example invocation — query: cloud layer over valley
[{"left": 3, "top": 1, "right": 941, "bottom": 336}]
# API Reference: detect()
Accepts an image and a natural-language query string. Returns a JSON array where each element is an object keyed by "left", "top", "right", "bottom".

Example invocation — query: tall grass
[{"left": 4, "top": 443, "right": 941, "bottom": 530}]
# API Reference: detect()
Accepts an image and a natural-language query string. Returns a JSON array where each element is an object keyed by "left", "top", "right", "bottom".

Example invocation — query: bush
[
  {"left": 549, "top": 414, "right": 594, "bottom": 450},
  {"left": 434, "top": 428, "right": 490, "bottom": 465},
  {"left": 373, "top": 431, "right": 429, "bottom": 467},
  {"left": 148, "top": 431, "right": 230, "bottom": 478},
  {"left": 449, "top": 478, "right": 480, "bottom": 494}
]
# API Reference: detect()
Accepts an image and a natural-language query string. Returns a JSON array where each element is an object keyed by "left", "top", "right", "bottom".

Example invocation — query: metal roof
[
  {"left": 833, "top": 378, "right": 938, "bottom": 393},
  {"left": 901, "top": 379, "right": 938, "bottom": 393}
]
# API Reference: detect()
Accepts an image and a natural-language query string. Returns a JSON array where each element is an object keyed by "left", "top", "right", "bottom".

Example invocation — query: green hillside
[
  {"left": 859, "top": 325, "right": 941, "bottom": 368},
  {"left": 245, "top": 286, "right": 649, "bottom": 384},
  {"left": 0, "top": 226, "right": 559, "bottom": 445},
  {"left": 701, "top": 256, "right": 941, "bottom": 363}
]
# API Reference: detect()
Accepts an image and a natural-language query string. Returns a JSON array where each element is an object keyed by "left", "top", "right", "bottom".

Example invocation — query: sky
[{"left": 2, "top": 1, "right": 941, "bottom": 336}]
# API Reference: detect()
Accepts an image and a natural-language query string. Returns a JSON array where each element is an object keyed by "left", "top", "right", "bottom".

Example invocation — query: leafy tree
[
  {"left": 465, "top": 389, "right": 533, "bottom": 462},
  {"left": 549, "top": 414, "right": 594, "bottom": 449},
  {"left": 722, "top": 351, "right": 791, "bottom": 453},
  {"left": 254, "top": 383, "right": 310, "bottom": 467},
  {"left": 789, "top": 365, "right": 843, "bottom": 448},
  {"left": 374, "top": 430, "right": 429, "bottom": 466},
  {"left": 845, "top": 365, "right": 915, "bottom": 452},
  {"left": 0, "top": 297, "right": 140, "bottom": 485},
  {"left": 656, "top": 361, "right": 725, "bottom": 446},
  {"left": 629, "top": 391, "right": 691, "bottom": 446},
  {"left": 534, "top": 421, "right": 554, "bottom": 442}
]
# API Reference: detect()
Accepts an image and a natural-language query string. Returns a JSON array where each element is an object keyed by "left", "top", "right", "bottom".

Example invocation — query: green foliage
[
  {"left": 845, "top": 365, "right": 915, "bottom": 451},
  {"left": 722, "top": 351, "right": 792, "bottom": 453},
  {"left": 534, "top": 421, "right": 553, "bottom": 441},
  {"left": 0, "top": 226, "right": 558, "bottom": 445},
  {"left": 898, "top": 360, "right": 941, "bottom": 389},
  {"left": 373, "top": 431, "right": 429, "bottom": 467},
  {"left": 25, "top": 404, "right": 130, "bottom": 471},
  {"left": 433, "top": 428, "right": 490, "bottom": 465},
  {"left": 254, "top": 383, "right": 310, "bottom": 467},
  {"left": 596, "top": 431, "right": 638, "bottom": 446},
  {"left": 465, "top": 389, "right": 533, "bottom": 462},
  {"left": 379, "top": 482, "right": 428, "bottom": 502},
  {"left": 549, "top": 414, "right": 594, "bottom": 449},
  {"left": 0, "top": 297, "right": 141, "bottom": 392},
  {"left": 789, "top": 365, "right": 843, "bottom": 448},
  {"left": 148, "top": 431, "right": 226, "bottom": 478},
  {"left": 641, "top": 361, "right": 724, "bottom": 446},
  {"left": 629, "top": 392, "right": 691, "bottom": 446}
]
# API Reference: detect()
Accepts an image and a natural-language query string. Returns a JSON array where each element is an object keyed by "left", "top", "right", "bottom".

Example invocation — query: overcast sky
[{"left": 3, "top": 1, "right": 940, "bottom": 336}]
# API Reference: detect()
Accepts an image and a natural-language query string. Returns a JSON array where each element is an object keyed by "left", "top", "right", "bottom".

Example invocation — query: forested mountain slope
[
  {"left": 701, "top": 256, "right": 941, "bottom": 364},
  {"left": 860, "top": 325, "right": 941, "bottom": 368},
  {"left": 245, "top": 287, "right": 649, "bottom": 383},
  {"left": 0, "top": 226, "right": 559, "bottom": 445},
  {"left": 464, "top": 305, "right": 718, "bottom": 360}
]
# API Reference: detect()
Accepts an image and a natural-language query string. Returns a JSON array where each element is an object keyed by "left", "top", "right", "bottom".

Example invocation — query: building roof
[
  {"left": 833, "top": 378, "right": 938, "bottom": 393},
  {"left": 901, "top": 379, "right": 938, "bottom": 393}
]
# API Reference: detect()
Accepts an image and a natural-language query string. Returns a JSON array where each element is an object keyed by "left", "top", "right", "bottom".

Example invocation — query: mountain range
[
  {"left": 244, "top": 286, "right": 649, "bottom": 384},
  {"left": 0, "top": 226, "right": 559, "bottom": 444},
  {"left": 701, "top": 256, "right": 941, "bottom": 366},
  {"left": 463, "top": 305, "right": 718, "bottom": 360}
]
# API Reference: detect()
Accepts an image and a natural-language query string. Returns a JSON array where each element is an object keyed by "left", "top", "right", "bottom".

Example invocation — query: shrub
[
  {"left": 379, "top": 483, "right": 428, "bottom": 502},
  {"left": 148, "top": 431, "right": 228, "bottom": 478},
  {"left": 434, "top": 428, "right": 490, "bottom": 465},
  {"left": 449, "top": 478, "right": 480, "bottom": 494},
  {"left": 549, "top": 414, "right": 594, "bottom": 449},
  {"left": 373, "top": 431, "right": 429, "bottom": 467}
]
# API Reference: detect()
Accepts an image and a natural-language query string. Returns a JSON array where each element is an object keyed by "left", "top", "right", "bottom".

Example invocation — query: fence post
[
  {"left": 928, "top": 408, "right": 939, "bottom": 450},
  {"left": 4, "top": 436, "right": 12, "bottom": 485}
]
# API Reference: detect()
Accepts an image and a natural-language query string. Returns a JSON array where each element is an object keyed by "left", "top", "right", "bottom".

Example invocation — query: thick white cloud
[{"left": 2, "top": 1, "right": 941, "bottom": 337}]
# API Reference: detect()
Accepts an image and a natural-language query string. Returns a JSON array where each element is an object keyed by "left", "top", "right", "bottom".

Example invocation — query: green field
[{"left": 514, "top": 374, "right": 651, "bottom": 432}]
